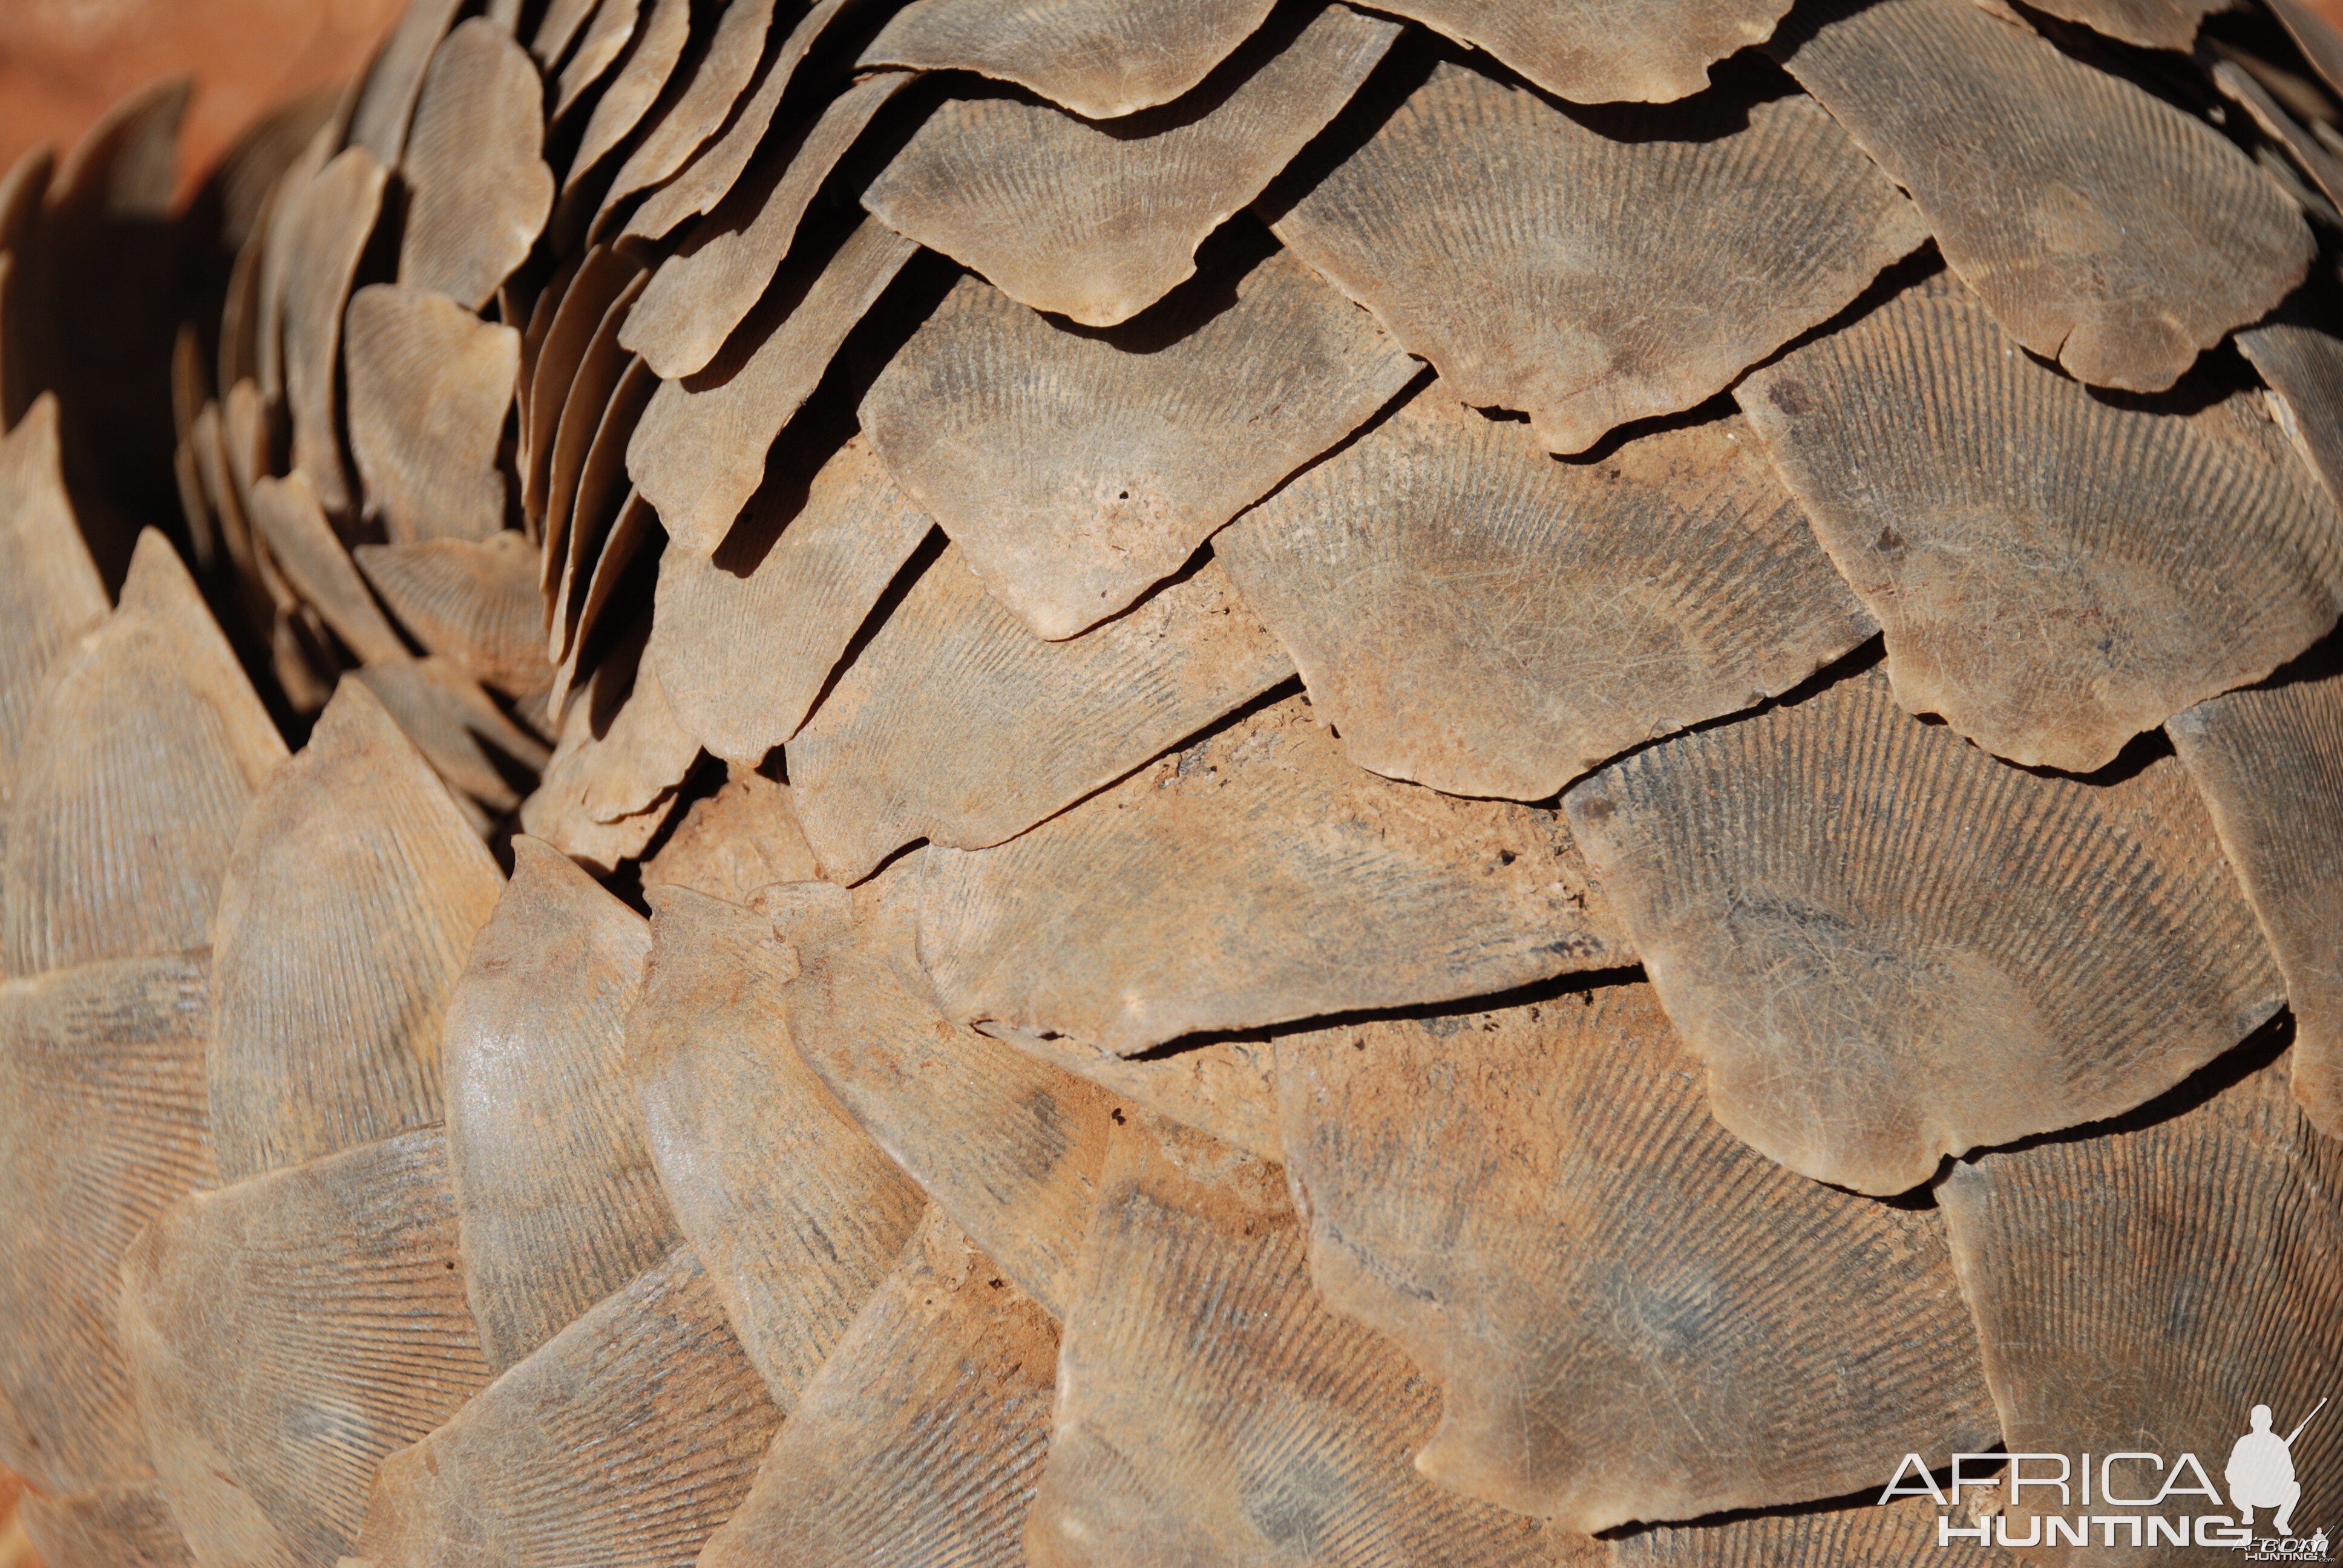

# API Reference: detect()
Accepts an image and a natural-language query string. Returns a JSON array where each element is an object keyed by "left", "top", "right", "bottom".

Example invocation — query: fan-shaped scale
[
  {"left": 1366, "top": 0, "right": 1792, "bottom": 103},
  {"left": 629, "top": 217, "right": 919, "bottom": 552},
  {"left": 624, "top": 71, "right": 911, "bottom": 379},
  {"left": 1772, "top": 0, "right": 2312, "bottom": 392},
  {"left": 790, "top": 549, "right": 1296, "bottom": 883},
  {"left": 2012, "top": 0, "right": 2227, "bottom": 48},
  {"left": 0, "top": 396, "right": 108, "bottom": 925},
  {"left": 0, "top": 957, "right": 212, "bottom": 1495},
  {"left": 1025, "top": 1114, "right": 1560, "bottom": 1568},
  {"left": 522, "top": 246, "right": 643, "bottom": 526},
  {"left": 280, "top": 145, "right": 386, "bottom": 520},
  {"left": 350, "top": 658, "right": 550, "bottom": 820},
  {"left": 646, "top": 433, "right": 936, "bottom": 765},
  {"left": 593, "top": 0, "right": 776, "bottom": 237},
  {"left": 628, "top": 886, "right": 925, "bottom": 1405},
  {"left": 356, "top": 532, "right": 552, "bottom": 697},
  {"left": 207, "top": 679, "right": 500, "bottom": 1181},
  {"left": 1735, "top": 278, "right": 2343, "bottom": 773},
  {"left": 1270, "top": 66, "right": 1926, "bottom": 456},
  {"left": 551, "top": 0, "right": 638, "bottom": 122},
  {"left": 1219, "top": 393, "right": 1876, "bottom": 799},
  {"left": 399, "top": 21, "right": 555, "bottom": 312},
  {"left": 1276, "top": 981, "right": 1998, "bottom": 1530},
  {"left": 346, "top": 0, "right": 465, "bottom": 166},
  {"left": 860, "top": 0, "right": 1278, "bottom": 120},
  {"left": 1564, "top": 666, "right": 2285, "bottom": 1195},
  {"left": 246, "top": 473, "right": 408, "bottom": 664},
  {"left": 623, "top": 0, "right": 864, "bottom": 242},
  {"left": 561, "top": 0, "right": 690, "bottom": 203},
  {"left": 345, "top": 287, "right": 518, "bottom": 546},
  {"left": 2171, "top": 670, "right": 2343, "bottom": 1135},
  {"left": 339, "top": 1244, "right": 779, "bottom": 1568},
  {"left": 1940, "top": 1053, "right": 2343, "bottom": 1547},
  {"left": 768, "top": 874, "right": 1116, "bottom": 1318},
  {"left": 859, "top": 249, "right": 1418, "bottom": 639},
  {"left": 3, "top": 534, "right": 286, "bottom": 978},
  {"left": 917, "top": 694, "right": 1628, "bottom": 1057},
  {"left": 117, "top": 1126, "right": 494, "bottom": 1568},
  {"left": 441, "top": 836, "right": 680, "bottom": 1373},
  {"left": 861, "top": 4, "right": 1400, "bottom": 328},
  {"left": 699, "top": 1208, "right": 1059, "bottom": 1568},
  {"left": 538, "top": 276, "right": 646, "bottom": 598}
]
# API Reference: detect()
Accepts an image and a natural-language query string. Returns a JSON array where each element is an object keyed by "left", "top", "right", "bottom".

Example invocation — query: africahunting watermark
[{"left": 1879, "top": 1399, "right": 2329, "bottom": 1555}]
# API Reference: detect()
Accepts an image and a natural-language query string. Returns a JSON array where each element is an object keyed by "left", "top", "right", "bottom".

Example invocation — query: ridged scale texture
[
  {"left": 1941, "top": 1053, "right": 2343, "bottom": 1545},
  {"left": 1565, "top": 667, "right": 2285, "bottom": 1194},
  {"left": 862, "top": 4, "right": 1399, "bottom": 327},
  {"left": 399, "top": 20, "right": 552, "bottom": 312},
  {"left": 1737, "top": 278, "right": 2343, "bottom": 773},
  {"left": 858, "top": 0, "right": 1278, "bottom": 120},
  {"left": 790, "top": 549, "right": 1296, "bottom": 882},
  {"left": 629, "top": 885, "right": 926, "bottom": 1408},
  {"left": 1276, "top": 982, "right": 1999, "bottom": 1531},
  {"left": 1366, "top": 0, "right": 1794, "bottom": 103},
  {"left": 208, "top": 679, "right": 501, "bottom": 1181},
  {"left": 700, "top": 1209, "right": 1060, "bottom": 1568},
  {"left": 118, "top": 1125, "right": 493, "bottom": 1568},
  {"left": 355, "top": 532, "right": 554, "bottom": 697},
  {"left": 344, "top": 284, "right": 519, "bottom": 544},
  {"left": 1027, "top": 1115, "right": 1558, "bottom": 1567},
  {"left": 1271, "top": 66, "right": 1927, "bottom": 454},
  {"left": 0, "top": 956, "right": 214, "bottom": 1495},
  {"left": 442, "top": 836, "right": 681, "bottom": 1373},
  {"left": 918, "top": 694, "right": 1627, "bottom": 1056},
  {"left": 1219, "top": 393, "right": 1876, "bottom": 799},
  {"left": 2171, "top": 670, "right": 2343, "bottom": 1134},
  {"left": 345, "top": 1244, "right": 780, "bottom": 1568}
]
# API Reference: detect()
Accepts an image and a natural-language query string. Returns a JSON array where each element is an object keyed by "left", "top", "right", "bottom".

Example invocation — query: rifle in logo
[{"left": 2231, "top": 1399, "right": 2327, "bottom": 1537}]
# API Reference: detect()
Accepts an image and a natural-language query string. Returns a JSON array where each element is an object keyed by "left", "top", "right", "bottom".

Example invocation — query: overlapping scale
[
  {"left": 340, "top": 1244, "right": 779, "bottom": 1568},
  {"left": 1603, "top": 1494, "right": 2021, "bottom": 1564},
  {"left": 551, "top": 0, "right": 640, "bottom": 122},
  {"left": 208, "top": 679, "right": 499, "bottom": 1180},
  {"left": 356, "top": 532, "right": 552, "bottom": 697},
  {"left": 1940, "top": 1051, "right": 2343, "bottom": 1546},
  {"left": 441, "top": 836, "right": 679, "bottom": 1372},
  {"left": 917, "top": 693, "right": 1628, "bottom": 1056},
  {"left": 788, "top": 548, "right": 1295, "bottom": 883},
  {"left": 994, "top": 1028, "right": 1284, "bottom": 1162},
  {"left": 352, "top": 657, "right": 549, "bottom": 823},
  {"left": 1026, "top": 1113, "right": 1559, "bottom": 1567},
  {"left": 594, "top": 0, "right": 778, "bottom": 236},
  {"left": 246, "top": 472, "right": 408, "bottom": 664},
  {"left": 858, "top": 0, "right": 1279, "bottom": 120},
  {"left": 646, "top": 432, "right": 934, "bottom": 765},
  {"left": 858, "top": 246, "right": 1418, "bottom": 639},
  {"left": 768, "top": 874, "right": 1116, "bottom": 1317},
  {"left": 1276, "top": 981, "right": 1997, "bottom": 1529},
  {"left": 1270, "top": 64, "right": 1925, "bottom": 455},
  {"left": 1736, "top": 276, "right": 2343, "bottom": 773},
  {"left": 630, "top": 216, "right": 919, "bottom": 552},
  {"left": 2014, "top": 0, "right": 2227, "bottom": 48},
  {"left": 623, "top": 0, "right": 864, "bottom": 243},
  {"left": 1219, "top": 391, "right": 1876, "bottom": 799},
  {"left": 624, "top": 71, "right": 913, "bottom": 379},
  {"left": 344, "top": 0, "right": 464, "bottom": 166},
  {"left": 279, "top": 144, "right": 386, "bottom": 520},
  {"left": 1366, "top": 0, "right": 1792, "bottom": 103},
  {"left": 698, "top": 1208, "right": 1058, "bottom": 1568},
  {"left": 0, "top": 397, "right": 108, "bottom": 905},
  {"left": 628, "top": 886, "right": 925, "bottom": 1406},
  {"left": 564, "top": 0, "right": 691, "bottom": 211},
  {"left": 1565, "top": 666, "right": 2285, "bottom": 1195},
  {"left": 0, "top": 957, "right": 212, "bottom": 1495},
  {"left": 639, "top": 767, "right": 819, "bottom": 900},
  {"left": 118, "top": 1126, "right": 493, "bottom": 1568},
  {"left": 3, "top": 533, "right": 286, "bottom": 978},
  {"left": 518, "top": 630, "right": 699, "bottom": 871},
  {"left": 399, "top": 19, "right": 554, "bottom": 312},
  {"left": 1772, "top": 0, "right": 2312, "bottom": 392},
  {"left": 2171, "top": 668, "right": 2343, "bottom": 1134},
  {"left": 344, "top": 285, "right": 519, "bottom": 546},
  {"left": 862, "top": 4, "right": 1400, "bottom": 328}
]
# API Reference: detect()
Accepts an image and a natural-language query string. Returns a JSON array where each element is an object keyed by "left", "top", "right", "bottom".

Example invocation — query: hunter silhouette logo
[
  {"left": 1882, "top": 1397, "right": 2330, "bottom": 1552},
  {"left": 2231, "top": 1399, "right": 2324, "bottom": 1537}
]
